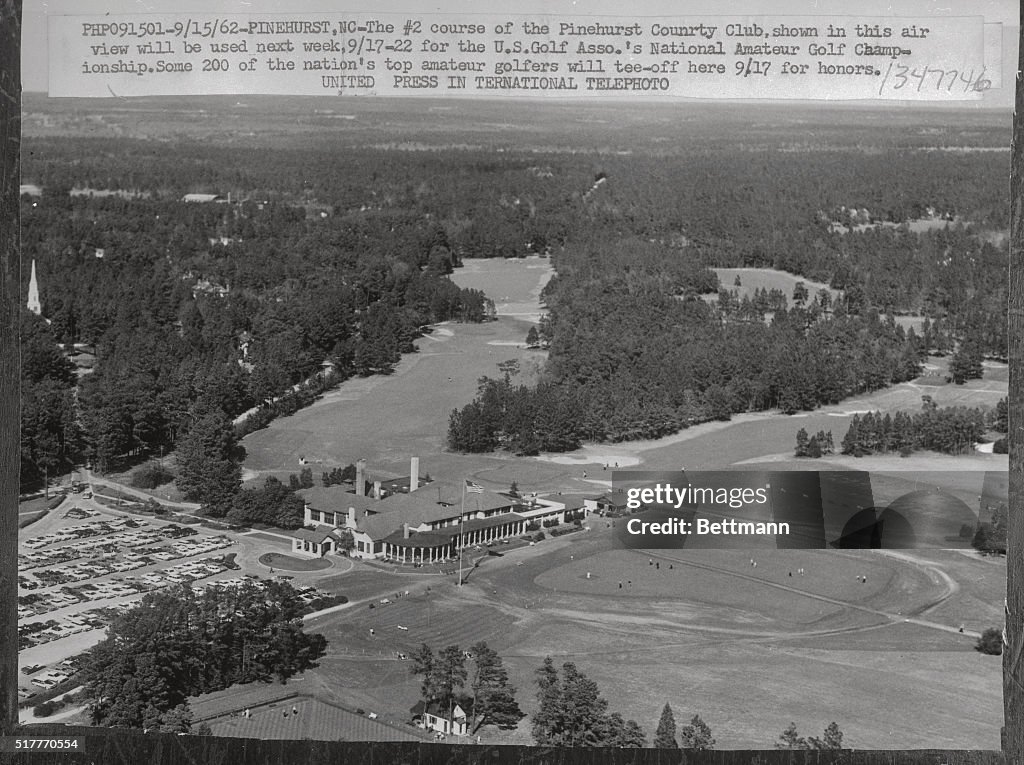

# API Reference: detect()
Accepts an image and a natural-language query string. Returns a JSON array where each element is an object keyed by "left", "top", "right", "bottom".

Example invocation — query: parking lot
[
  {"left": 16, "top": 490, "right": 349, "bottom": 710},
  {"left": 16, "top": 495, "right": 241, "bottom": 696}
]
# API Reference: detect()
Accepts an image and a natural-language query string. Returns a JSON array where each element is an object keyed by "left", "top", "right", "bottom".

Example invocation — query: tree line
[
  {"left": 19, "top": 188, "right": 493, "bottom": 487},
  {"left": 21, "top": 113, "right": 1008, "bottom": 480},
  {"left": 451, "top": 280, "right": 924, "bottom": 452},
  {"left": 20, "top": 310, "right": 78, "bottom": 487},
  {"left": 794, "top": 397, "right": 1006, "bottom": 459},
  {"left": 836, "top": 398, "right": 991, "bottom": 457},
  {"left": 408, "top": 642, "right": 846, "bottom": 749}
]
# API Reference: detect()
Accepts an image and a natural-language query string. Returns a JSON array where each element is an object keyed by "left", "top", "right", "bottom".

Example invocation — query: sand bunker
[{"left": 536, "top": 451, "right": 641, "bottom": 467}]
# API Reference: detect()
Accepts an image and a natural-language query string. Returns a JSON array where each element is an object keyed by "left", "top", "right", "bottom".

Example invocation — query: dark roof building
[
  {"left": 292, "top": 458, "right": 589, "bottom": 565},
  {"left": 297, "top": 469, "right": 573, "bottom": 563},
  {"left": 586, "top": 490, "right": 630, "bottom": 514}
]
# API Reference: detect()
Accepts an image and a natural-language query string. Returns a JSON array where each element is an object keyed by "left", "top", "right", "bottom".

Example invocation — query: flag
[{"left": 465, "top": 480, "right": 484, "bottom": 494}]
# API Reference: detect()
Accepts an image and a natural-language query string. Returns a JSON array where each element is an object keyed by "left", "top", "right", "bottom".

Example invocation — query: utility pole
[{"left": 458, "top": 481, "right": 465, "bottom": 586}]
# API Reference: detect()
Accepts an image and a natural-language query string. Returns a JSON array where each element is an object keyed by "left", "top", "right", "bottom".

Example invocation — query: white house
[{"left": 411, "top": 700, "right": 470, "bottom": 736}]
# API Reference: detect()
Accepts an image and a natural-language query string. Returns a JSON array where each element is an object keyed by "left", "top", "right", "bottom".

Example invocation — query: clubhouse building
[{"left": 293, "top": 458, "right": 581, "bottom": 563}]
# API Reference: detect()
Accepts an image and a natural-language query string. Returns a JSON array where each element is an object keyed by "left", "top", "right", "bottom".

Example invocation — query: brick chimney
[
  {"left": 347, "top": 507, "right": 356, "bottom": 528},
  {"left": 403, "top": 523, "right": 410, "bottom": 539},
  {"left": 410, "top": 457, "right": 419, "bottom": 492},
  {"left": 355, "top": 459, "right": 366, "bottom": 497},
  {"left": 373, "top": 480, "right": 382, "bottom": 500}
]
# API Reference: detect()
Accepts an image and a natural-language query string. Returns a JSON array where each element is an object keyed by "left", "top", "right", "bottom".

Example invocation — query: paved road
[{"left": 83, "top": 469, "right": 202, "bottom": 512}]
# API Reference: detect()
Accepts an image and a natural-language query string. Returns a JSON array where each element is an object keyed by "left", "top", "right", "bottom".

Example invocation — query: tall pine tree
[
  {"left": 654, "top": 702, "right": 678, "bottom": 748},
  {"left": 173, "top": 404, "right": 241, "bottom": 513},
  {"left": 680, "top": 714, "right": 715, "bottom": 750},
  {"left": 469, "top": 642, "right": 524, "bottom": 733},
  {"left": 531, "top": 658, "right": 645, "bottom": 748}
]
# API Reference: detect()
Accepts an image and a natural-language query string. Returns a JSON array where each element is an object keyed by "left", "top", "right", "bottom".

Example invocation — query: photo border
[{"left": 0, "top": 2, "right": 1019, "bottom": 759}]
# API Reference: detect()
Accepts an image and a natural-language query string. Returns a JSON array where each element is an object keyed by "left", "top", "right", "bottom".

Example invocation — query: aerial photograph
[{"left": 12, "top": 0, "right": 1014, "bottom": 753}]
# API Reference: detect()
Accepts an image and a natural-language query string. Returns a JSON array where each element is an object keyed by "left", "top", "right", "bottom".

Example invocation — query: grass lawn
[
  {"left": 259, "top": 552, "right": 334, "bottom": 572},
  {"left": 240, "top": 257, "right": 551, "bottom": 477},
  {"left": 296, "top": 524, "right": 1002, "bottom": 749},
  {"left": 18, "top": 496, "right": 56, "bottom": 515},
  {"left": 240, "top": 320, "right": 544, "bottom": 474},
  {"left": 451, "top": 256, "right": 554, "bottom": 323},
  {"left": 711, "top": 267, "right": 840, "bottom": 306},
  {"left": 18, "top": 510, "right": 48, "bottom": 529}
]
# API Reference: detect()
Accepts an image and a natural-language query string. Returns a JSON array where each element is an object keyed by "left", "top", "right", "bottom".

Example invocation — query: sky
[{"left": 20, "top": 0, "right": 1020, "bottom": 104}]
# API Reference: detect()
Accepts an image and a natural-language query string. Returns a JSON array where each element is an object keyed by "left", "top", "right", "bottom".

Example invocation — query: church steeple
[{"left": 27, "top": 259, "right": 41, "bottom": 315}]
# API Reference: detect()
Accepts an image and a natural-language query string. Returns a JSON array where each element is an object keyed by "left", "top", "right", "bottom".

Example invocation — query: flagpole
[{"left": 459, "top": 480, "right": 466, "bottom": 586}]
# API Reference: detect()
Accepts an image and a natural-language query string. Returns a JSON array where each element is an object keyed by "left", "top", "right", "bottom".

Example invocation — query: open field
[
  {"left": 450, "top": 257, "right": 554, "bottom": 323},
  {"left": 710, "top": 268, "right": 840, "bottom": 306},
  {"left": 294, "top": 523, "right": 1002, "bottom": 749},
  {"left": 240, "top": 320, "right": 534, "bottom": 470},
  {"left": 240, "top": 258, "right": 552, "bottom": 477}
]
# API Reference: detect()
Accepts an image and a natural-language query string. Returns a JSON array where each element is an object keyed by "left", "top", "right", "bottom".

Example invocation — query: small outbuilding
[{"left": 410, "top": 700, "right": 471, "bottom": 736}]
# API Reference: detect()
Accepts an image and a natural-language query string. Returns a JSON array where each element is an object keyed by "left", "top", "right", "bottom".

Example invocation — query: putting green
[{"left": 258, "top": 552, "right": 334, "bottom": 572}]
